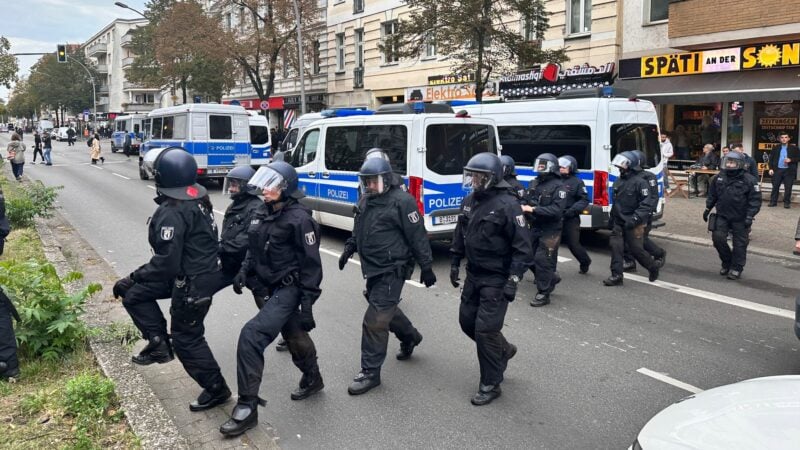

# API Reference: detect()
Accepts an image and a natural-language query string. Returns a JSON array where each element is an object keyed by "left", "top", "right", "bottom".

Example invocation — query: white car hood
[{"left": 638, "top": 375, "right": 800, "bottom": 450}]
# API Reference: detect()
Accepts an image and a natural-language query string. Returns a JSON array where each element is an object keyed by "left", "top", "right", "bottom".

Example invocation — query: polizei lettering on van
[{"left": 428, "top": 196, "right": 462, "bottom": 210}]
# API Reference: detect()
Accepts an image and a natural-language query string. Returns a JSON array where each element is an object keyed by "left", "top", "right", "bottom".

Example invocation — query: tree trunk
[{"left": 181, "top": 77, "right": 188, "bottom": 104}]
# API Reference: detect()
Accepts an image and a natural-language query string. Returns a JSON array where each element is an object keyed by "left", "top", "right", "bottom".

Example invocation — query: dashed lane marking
[
  {"left": 91, "top": 165, "right": 103, "bottom": 170},
  {"left": 637, "top": 367, "right": 703, "bottom": 394},
  {"left": 112, "top": 173, "right": 130, "bottom": 180},
  {"left": 557, "top": 256, "right": 571, "bottom": 263},
  {"left": 146, "top": 185, "right": 156, "bottom": 190}
]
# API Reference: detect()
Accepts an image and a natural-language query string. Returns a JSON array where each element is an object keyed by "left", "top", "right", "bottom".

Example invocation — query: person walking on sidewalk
[
  {"left": 32, "top": 131, "right": 43, "bottom": 164},
  {"left": 42, "top": 131, "right": 52, "bottom": 166},
  {"left": 704, "top": 151, "right": 762, "bottom": 280},
  {"left": 5, "top": 133, "right": 26, "bottom": 181},
  {"left": 90, "top": 133, "right": 105, "bottom": 164},
  {"left": 768, "top": 131, "right": 799, "bottom": 208}
]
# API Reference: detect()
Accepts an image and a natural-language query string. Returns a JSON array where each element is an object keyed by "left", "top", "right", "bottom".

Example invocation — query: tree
[
  {"left": 7, "top": 79, "right": 38, "bottom": 120},
  {"left": 25, "top": 51, "right": 95, "bottom": 124},
  {"left": 0, "top": 36, "right": 19, "bottom": 89},
  {"left": 389, "top": 0, "right": 568, "bottom": 101}
]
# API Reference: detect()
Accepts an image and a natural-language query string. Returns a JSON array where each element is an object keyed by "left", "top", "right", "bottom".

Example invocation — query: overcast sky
[{"left": 2, "top": 0, "right": 148, "bottom": 104}]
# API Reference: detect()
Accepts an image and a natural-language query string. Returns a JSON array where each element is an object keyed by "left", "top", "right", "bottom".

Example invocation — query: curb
[{"left": 650, "top": 230, "right": 800, "bottom": 265}]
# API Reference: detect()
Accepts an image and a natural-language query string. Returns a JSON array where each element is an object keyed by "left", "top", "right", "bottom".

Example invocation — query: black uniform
[
  {"left": 524, "top": 174, "right": 567, "bottom": 295},
  {"left": 235, "top": 200, "right": 322, "bottom": 408},
  {"left": 624, "top": 169, "right": 666, "bottom": 265},
  {"left": 608, "top": 171, "right": 658, "bottom": 278},
  {"left": 451, "top": 188, "right": 533, "bottom": 387},
  {"left": 504, "top": 175, "right": 526, "bottom": 202},
  {"left": 706, "top": 172, "right": 761, "bottom": 273},
  {"left": 0, "top": 191, "right": 17, "bottom": 379},
  {"left": 560, "top": 173, "right": 591, "bottom": 270}
]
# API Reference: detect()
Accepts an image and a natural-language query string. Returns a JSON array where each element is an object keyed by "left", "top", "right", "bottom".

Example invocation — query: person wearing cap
[
  {"left": 220, "top": 161, "right": 324, "bottom": 437},
  {"left": 112, "top": 147, "right": 230, "bottom": 413},
  {"left": 558, "top": 156, "right": 591, "bottom": 274}
]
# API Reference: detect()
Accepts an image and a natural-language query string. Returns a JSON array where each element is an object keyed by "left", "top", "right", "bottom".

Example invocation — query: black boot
[
  {"left": 654, "top": 250, "right": 667, "bottom": 268},
  {"left": 530, "top": 292, "right": 550, "bottom": 307},
  {"left": 0, "top": 361, "right": 19, "bottom": 380},
  {"left": 290, "top": 367, "right": 324, "bottom": 400},
  {"left": 648, "top": 266, "right": 659, "bottom": 282},
  {"left": 603, "top": 274, "right": 624, "bottom": 286},
  {"left": 471, "top": 384, "right": 502, "bottom": 406},
  {"left": 275, "top": 338, "right": 289, "bottom": 352},
  {"left": 396, "top": 330, "right": 423, "bottom": 360},
  {"left": 219, "top": 401, "right": 261, "bottom": 437},
  {"left": 347, "top": 369, "right": 381, "bottom": 395},
  {"left": 719, "top": 266, "right": 730, "bottom": 276},
  {"left": 504, "top": 343, "right": 517, "bottom": 363},
  {"left": 131, "top": 335, "right": 174, "bottom": 365},
  {"left": 190, "top": 382, "right": 232, "bottom": 412},
  {"left": 579, "top": 262, "right": 590, "bottom": 274},
  {"left": 727, "top": 269, "right": 742, "bottom": 280},
  {"left": 622, "top": 260, "right": 637, "bottom": 273}
]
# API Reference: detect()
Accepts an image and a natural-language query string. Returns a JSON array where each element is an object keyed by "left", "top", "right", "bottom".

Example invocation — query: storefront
[
  {"left": 405, "top": 74, "right": 500, "bottom": 103},
  {"left": 498, "top": 62, "right": 616, "bottom": 100}
]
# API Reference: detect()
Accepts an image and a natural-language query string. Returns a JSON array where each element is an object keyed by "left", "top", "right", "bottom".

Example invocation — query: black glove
[
  {"left": 625, "top": 215, "right": 641, "bottom": 230},
  {"left": 702, "top": 209, "right": 710, "bottom": 222},
  {"left": 299, "top": 299, "right": 316, "bottom": 332},
  {"left": 233, "top": 271, "right": 247, "bottom": 295},
  {"left": 113, "top": 276, "right": 134, "bottom": 299},
  {"left": 419, "top": 267, "right": 437, "bottom": 287},
  {"left": 744, "top": 217, "right": 753, "bottom": 228},
  {"left": 503, "top": 278, "right": 518, "bottom": 302},
  {"left": 450, "top": 265, "right": 461, "bottom": 288},
  {"left": 338, "top": 241, "right": 356, "bottom": 270}
]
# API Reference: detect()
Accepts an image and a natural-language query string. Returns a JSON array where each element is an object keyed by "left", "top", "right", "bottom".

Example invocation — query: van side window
[
  {"left": 152, "top": 117, "right": 163, "bottom": 139},
  {"left": 426, "top": 124, "right": 496, "bottom": 175},
  {"left": 498, "top": 125, "right": 591, "bottom": 169},
  {"left": 610, "top": 124, "right": 660, "bottom": 167},
  {"left": 325, "top": 125, "right": 408, "bottom": 173},
  {"left": 290, "top": 129, "right": 320, "bottom": 168},
  {"left": 250, "top": 126, "right": 269, "bottom": 145},
  {"left": 133, "top": 124, "right": 140, "bottom": 134},
  {"left": 210, "top": 115, "right": 233, "bottom": 139},
  {"left": 173, "top": 115, "right": 187, "bottom": 139},
  {"left": 162, "top": 116, "right": 174, "bottom": 139}
]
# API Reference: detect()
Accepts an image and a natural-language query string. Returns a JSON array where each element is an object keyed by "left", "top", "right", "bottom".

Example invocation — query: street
[{"left": 4, "top": 134, "right": 800, "bottom": 449}]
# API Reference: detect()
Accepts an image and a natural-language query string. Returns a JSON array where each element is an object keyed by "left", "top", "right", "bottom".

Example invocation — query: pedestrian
[
  {"left": 673, "top": 125, "right": 690, "bottom": 160},
  {"left": 660, "top": 132, "right": 673, "bottom": 191},
  {"left": 521, "top": 153, "right": 566, "bottom": 307},
  {"left": 338, "top": 156, "right": 436, "bottom": 396},
  {"left": 220, "top": 162, "right": 324, "bottom": 437},
  {"left": 0, "top": 187, "right": 18, "bottom": 381},
  {"left": 603, "top": 151, "right": 659, "bottom": 286},
  {"left": 5, "top": 133, "right": 26, "bottom": 181},
  {"left": 500, "top": 155, "right": 526, "bottom": 201},
  {"left": 704, "top": 151, "right": 762, "bottom": 280},
  {"left": 67, "top": 126, "right": 76, "bottom": 146},
  {"left": 32, "top": 131, "right": 43, "bottom": 164},
  {"left": 42, "top": 131, "right": 53, "bottom": 166},
  {"left": 732, "top": 144, "right": 758, "bottom": 179},
  {"left": 558, "top": 156, "right": 591, "bottom": 274},
  {"left": 450, "top": 152, "right": 533, "bottom": 405},
  {"left": 90, "top": 133, "right": 105, "bottom": 164},
  {"left": 623, "top": 150, "right": 667, "bottom": 272},
  {"left": 768, "top": 131, "right": 799, "bottom": 208},
  {"left": 113, "top": 148, "right": 230, "bottom": 412}
]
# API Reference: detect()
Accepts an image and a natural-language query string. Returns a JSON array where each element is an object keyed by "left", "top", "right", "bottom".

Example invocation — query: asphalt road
[{"left": 4, "top": 134, "right": 800, "bottom": 449}]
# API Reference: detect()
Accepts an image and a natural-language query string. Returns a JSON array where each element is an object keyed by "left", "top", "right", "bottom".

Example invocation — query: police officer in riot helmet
[
  {"left": 113, "top": 147, "right": 230, "bottom": 411},
  {"left": 500, "top": 155, "right": 526, "bottom": 201},
  {"left": 558, "top": 156, "right": 592, "bottom": 274},
  {"left": 521, "top": 153, "right": 567, "bottom": 306},
  {"left": 0, "top": 187, "right": 18, "bottom": 381},
  {"left": 220, "top": 161, "right": 324, "bottom": 437},
  {"left": 704, "top": 151, "right": 761, "bottom": 280},
  {"left": 604, "top": 151, "right": 659, "bottom": 286},
  {"left": 451, "top": 152, "right": 533, "bottom": 405},
  {"left": 339, "top": 156, "right": 436, "bottom": 395},
  {"left": 622, "top": 150, "right": 667, "bottom": 272},
  {"left": 365, "top": 147, "right": 406, "bottom": 191}
]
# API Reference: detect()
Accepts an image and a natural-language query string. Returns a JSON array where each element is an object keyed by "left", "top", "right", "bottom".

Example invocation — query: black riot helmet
[
  {"left": 223, "top": 165, "right": 258, "bottom": 197},
  {"left": 463, "top": 152, "right": 506, "bottom": 192},
  {"left": 248, "top": 161, "right": 304, "bottom": 201},
  {"left": 153, "top": 147, "right": 206, "bottom": 200},
  {"left": 721, "top": 151, "right": 746, "bottom": 175},
  {"left": 611, "top": 151, "right": 638, "bottom": 172},
  {"left": 500, "top": 154, "right": 516, "bottom": 178},
  {"left": 534, "top": 153, "right": 560, "bottom": 176},
  {"left": 558, "top": 156, "right": 578, "bottom": 175},
  {"left": 358, "top": 157, "right": 393, "bottom": 197},
  {"left": 631, "top": 150, "right": 647, "bottom": 171}
]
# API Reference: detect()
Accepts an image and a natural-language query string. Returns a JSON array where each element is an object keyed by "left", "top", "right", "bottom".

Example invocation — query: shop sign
[
  {"left": 428, "top": 74, "right": 475, "bottom": 86},
  {"left": 753, "top": 102, "right": 800, "bottom": 153},
  {"left": 641, "top": 52, "right": 703, "bottom": 78},
  {"left": 701, "top": 48, "right": 740, "bottom": 72},
  {"left": 405, "top": 81, "right": 499, "bottom": 102},
  {"left": 498, "top": 62, "right": 615, "bottom": 99},
  {"left": 223, "top": 97, "right": 284, "bottom": 110},
  {"left": 742, "top": 41, "right": 800, "bottom": 70}
]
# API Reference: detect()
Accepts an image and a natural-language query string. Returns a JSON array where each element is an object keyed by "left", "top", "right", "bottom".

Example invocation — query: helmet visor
[
  {"left": 558, "top": 157, "right": 573, "bottom": 172},
  {"left": 223, "top": 177, "right": 248, "bottom": 196},
  {"left": 248, "top": 166, "right": 287, "bottom": 194},
  {"left": 722, "top": 156, "right": 744, "bottom": 170},
  {"left": 534, "top": 158, "right": 557, "bottom": 174},
  {"left": 359, "top": 174, "right": 390, "bottom": 197},
  {"left": 463, "top": 169, "right": 492, "bottom": 191},
  {"left": 611, "top": 154, "right": 632, "bottom": 169}
]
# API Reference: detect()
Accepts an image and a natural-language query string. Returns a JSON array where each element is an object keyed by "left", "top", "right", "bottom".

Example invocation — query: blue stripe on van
[{"left": 146, "top": 140, "right": 250, "bottom": 166}]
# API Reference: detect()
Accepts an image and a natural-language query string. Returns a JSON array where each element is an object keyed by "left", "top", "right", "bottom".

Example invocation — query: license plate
[
  {"left": 433, "top": 214, "right": 458, "bottom": 225},
  {"left": 207, "top": 168, "right": 228, "bottom": 174}
]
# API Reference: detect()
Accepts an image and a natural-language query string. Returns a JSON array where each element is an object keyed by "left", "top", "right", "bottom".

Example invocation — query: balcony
[
  {"left": 97, "top": 97, "right": 110, "bottom": 106},
  {"left": 86, "top": 42, "right": 107, "bottom": 57},
  {"left": 122, "top": 56, "right": 135, "bottom": 68},
  {"left": 95, "top": 64, "right": 108, "bottom": 74},
  {"left": 353, "top": 67, "right": 364, "bottom": 89},
  {"left": 123, "top": 103, "right": 157, "bottom": 113},
  {"left": 120, "top": 33, "right": 134, "bottom": 48},
  {"left": 97, "top": 85, "right": 109, "bottom": 94},
  {"left": 123, "top": 81, "right": 144, "bottom": 90}
]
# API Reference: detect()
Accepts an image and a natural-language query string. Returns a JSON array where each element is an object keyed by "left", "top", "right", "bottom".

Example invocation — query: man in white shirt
[{"left": 660, "top": 132, "right": 674, "bottom": 190}]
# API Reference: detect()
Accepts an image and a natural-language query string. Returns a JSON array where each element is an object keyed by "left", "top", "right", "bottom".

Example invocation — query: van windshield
[
  {"left": 498, "top": 125, "right": 591, "bottom": 169},
  {"left": 426, "top": 124, "right": 497, "bottom": 175},
  {"left": 610, "top": 123, "right": 660, "bottom": 168},
  {"left": 250, "top": 126, "right": 269, "bottom": 145}
]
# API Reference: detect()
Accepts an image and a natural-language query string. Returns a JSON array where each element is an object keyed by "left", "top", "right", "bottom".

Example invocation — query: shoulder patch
[
  {"left": 304, "top": 231, "right": 316, "bottom": 246},
  {"left": 160, "top": 226, "right": 174, "bottom": 241},
  {"left": 558, "top": 190, "right": 566, "bottom": 199},
  {"left": 251, "top": 219, "right": 260, "bottom": 225},
  {"left": 754, "top": 184, "right": 761, "bottom": 192},
  {"left": 649, "top": 179, "right": 656, "bottom": 186},
  {"left": 517, "top": 189, "right": 525, "bottom": 198},
  {"left": 641, "top": 188, "right": 649, "bottom": 196},
  {"left": 515, "top": 214, "right": 526, "bottom": 227},
  {"left": 463, "top": 205, "right": 471, "bottom": 213},
  {"left": 407, "top": 210, "right": 420, "bottom": 224}
]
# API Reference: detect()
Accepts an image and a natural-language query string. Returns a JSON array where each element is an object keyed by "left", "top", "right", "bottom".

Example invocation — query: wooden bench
[{"left": 665, "top": 168, "right": 688, "bottom": 199}]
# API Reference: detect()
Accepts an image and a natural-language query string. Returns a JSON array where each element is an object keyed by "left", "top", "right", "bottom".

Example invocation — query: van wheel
[
  {"left": 111, "top": 146, "right": 118, "bottom": 153},
  {"left": 139, "top": 164, "right": 149, "bottom": 180}
]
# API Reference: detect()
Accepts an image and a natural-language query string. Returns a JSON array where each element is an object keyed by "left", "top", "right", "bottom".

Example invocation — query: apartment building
[
  {"left": 82, "top": 18, "right": 161, "bottom": 119},
  {"left": 617, "top": 0, "right": 800, "bottom": 162}
]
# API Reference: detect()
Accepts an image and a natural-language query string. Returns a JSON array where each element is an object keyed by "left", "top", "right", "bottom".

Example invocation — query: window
[
  {"left": 646, "top": 0, "right": 669, "bottom": 23},
  {"left": 161, "top": 116, "right": 174, "bottom": 139},
  {"left": 209, "top": 115, "right": 232, "bottom": 140},
  {"left": 336, "top": 33, "right": 345, "bottom": 71},
  {"left": 498, "top": 125, "right": 591, "bottom": 169},
  {"left": 173, "top": 115, "right": 187, "bottom": 139},
  {"left": 151, "top": 117, "right": 163, "bottom": 139},
  {"left": 426, "top": 124, "right": 497, "bottom": 175},
  {"left": 610, "top": 124, "right": 660, "bottom": 168},
  {"left": 354, "top": 29, "right": 364, "bottom": 67},
  {"left": 239, "top": 7, "right": 246, "bottom": 32},
  {"left": 225, "top": 13, "right": 232, "bottom": 30},
  {"left": 381, "top": 20, "right": 399, "bottom": 63},
  {"left": 353, "top": 0, "right": 364, "bottom": 14},
  {"left": 133, "top": 123, "right": 140, "bottom": 134},
  {"left": 425, "top": 32, "right": 436, "bottom": 57},
  {"left": 313, "top": 40, "right": 321, "bottom": 74},
  {"left": 568, "top": 0, "right": 591, "bottom": 35},
  {"left": 289, "top": 129, "right": 320, "bottom": 168},
  {"left": 523, "top": 16, "right": 537, "bottom": 41},
  {"left": 250, "top": 126, "right": 269, "bottom": 145},
  {"left": 282, "top": 48, "right": 290, "bottom": 78},
  {"left": 325, "top": 125, "right": 408, "bottom": 173}
]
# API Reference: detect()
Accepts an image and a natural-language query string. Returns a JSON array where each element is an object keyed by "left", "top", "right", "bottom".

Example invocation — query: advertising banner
[{"left": 753, "top": 102, "right": 800, "bottom": 160}]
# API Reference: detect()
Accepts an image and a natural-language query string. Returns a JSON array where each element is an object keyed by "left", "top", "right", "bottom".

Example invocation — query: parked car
[
  {"left": 0, "top": 124, "right": 7, "bottom": 133},
  {"left": 631, "top": 375, "right": 800, "bottom": 450},
  {"left": 55, "top": 127, "right": 70, "bottom": 141}
]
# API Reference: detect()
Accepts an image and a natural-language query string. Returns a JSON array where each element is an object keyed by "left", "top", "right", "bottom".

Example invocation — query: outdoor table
[{"left": 684, "top": 168, "right": 720, "bottom": 198}]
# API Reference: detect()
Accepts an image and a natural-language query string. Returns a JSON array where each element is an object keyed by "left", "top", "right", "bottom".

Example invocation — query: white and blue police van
[
  {"left": 460, "top": 88, "right": 664, "bottom": 229},
  {"left": 111, "top": 113, "right": 147, "bottom": 155},
  {"left": 139, "top": 104, "right": 252, "bottom": 180},
  {"left": 283, "top": 103, "right": 501, "bottom": 239},
  {"left": 247, "top": 110, "right": 272, "bottom": 166}
]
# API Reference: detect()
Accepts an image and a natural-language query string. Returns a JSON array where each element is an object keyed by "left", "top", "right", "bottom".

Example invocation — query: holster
[
  {"left": 707, "top": 213, "right": 717, "bottom": 232},
  {"left": 172, "top": 276, "right": 211, "bottom": 325}
]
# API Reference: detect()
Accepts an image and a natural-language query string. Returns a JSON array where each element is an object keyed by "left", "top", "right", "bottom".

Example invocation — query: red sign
[{"left": 224, "top": 97, "right": 284, "bottom": 110}]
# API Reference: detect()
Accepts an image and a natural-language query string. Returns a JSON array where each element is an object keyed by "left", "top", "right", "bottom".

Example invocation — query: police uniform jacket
[
  {"left": 610, "top": 171, "right": 657, "bottom": 225},
  {"left": 219, "top": 193, "right": 262, "bottom": 271},
  {"left": 241, "top": 201, "right": 322, "bottom": 302},
  {"left": 524, "top": 174, "right": 567, "bottom": 231},
  {"left": 352, "top": 187, "right": 432, "bottom": 279},
  {"left": 504, "top": 175, "right": 526, "bottom": 202},
  {"left": 451, "top": 187, "right": 533, "bottom": 278},
  {"left": 634, "top": 169, "right": 659, "bottom": 217},
  {"left": 561, "top": 174, "right": 589, "bottom": 219},
  {"left": 706, "top": 171, "right": 761, "bottom": 222},
  {"left": 743, "top": 154, "right": 759, "bottom": 179},
  {"left": 131, "top": 197, "right": 219, "bottom": 282}
]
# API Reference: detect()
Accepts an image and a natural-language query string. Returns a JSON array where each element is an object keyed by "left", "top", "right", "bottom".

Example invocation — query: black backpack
[{"left": 87, "top": 137, "right": 93, "bottom": 147}]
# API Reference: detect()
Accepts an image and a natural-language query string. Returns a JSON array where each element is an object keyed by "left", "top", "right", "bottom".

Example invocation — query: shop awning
[{"left": 615, "top": 69, "right": 800, "bottom": 104}]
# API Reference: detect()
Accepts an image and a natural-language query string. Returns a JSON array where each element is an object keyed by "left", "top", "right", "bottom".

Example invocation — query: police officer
[
  {"left": 451, "top": 153, "right": 533, "bottom": 405},
  {"left": 220, "top": 161, "right": 323, "bottom": 437},
  {"left": 604, "top": 151, "right": 659, "bottom": 286},
  {"left": 113, "top": 147, "right": 230, "bottom": 412},
  {"left": 704, "top": 151, "right": 761, "bottom": 280},
  {"left": 501, "top": 155, "right": 526, "bottom": 201},
  {"left": 0, "top": 188, "right": 18, "bottom": 380},
  {"left": 558, "top": 156, "right": 591, "bottom": 274},
  {"left": 365, "top": 147, "right": 406, "bottom": 191},
  {"left": 623, "top": 150, "right": 667, "bottom": 272},
  {"left": 339, "top": 157, "right": 436, "bottom": 395},
  {"left": 522, "top": 153, "right": 567, "bottom": 307}
]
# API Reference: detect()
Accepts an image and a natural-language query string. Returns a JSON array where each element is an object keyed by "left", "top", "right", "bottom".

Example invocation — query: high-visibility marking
[{"left": 637, "top": 367, "right": 703, "bottom": 394}]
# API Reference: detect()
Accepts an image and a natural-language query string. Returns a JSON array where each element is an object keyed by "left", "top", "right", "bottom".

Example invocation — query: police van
[
  {"left": 461, "top": 88, "right": 664, "bottom": 229},
  {"left": 284, "top": 103, "right": 501, "bottom": 239},
  {"left": 247, "top": 110, "right": 272, "bottom": 166},
  {"left": 111, "top": 113, "right": 147, "bottom": 155},
  {"left": 139, "top": 104, "right": 252, "bottom": 180}
]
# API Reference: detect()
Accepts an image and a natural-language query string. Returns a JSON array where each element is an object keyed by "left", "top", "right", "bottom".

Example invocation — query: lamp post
[
  {"left": 292, "top": 0, "right": 306, "bottom": 115},
  {"left": 68, "top": 58, "right": 98, "bottom": 135},
  {"left": 114, "top": 1, "right": 147, "bottom": 19}
]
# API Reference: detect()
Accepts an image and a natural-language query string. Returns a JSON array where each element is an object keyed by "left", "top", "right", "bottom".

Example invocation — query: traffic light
[{"left": 57, "top": 44, "right": 67, "bottom": 63}]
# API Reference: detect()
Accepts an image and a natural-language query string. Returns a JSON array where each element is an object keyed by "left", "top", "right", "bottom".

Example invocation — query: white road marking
[
  {"left": 557, "top": 256, "right": 571, "bottom": 263},
  {"left": 637, "top": 367, "right": 703, "bottom": 394},
  {"left": 213, "top": 209, "right": 225, "bottom": 216},
  {"left": 626, "top": 273, "right": 794, "bottom": 320},
  {"left": 146, "top": 185, "right": 156, "bottom": 190},
  {"left": 91, "top": 165, "right": 103, "bottom": 170},
  {"left": 112, "top": 173, "right": 130, "bottom": 180}
]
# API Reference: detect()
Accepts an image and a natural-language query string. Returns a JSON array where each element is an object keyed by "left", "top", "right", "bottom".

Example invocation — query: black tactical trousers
[
  {"left": 170, "top": 272, "right": 226, "bottom": 391},
  {"left": 561, "top": 217, "right": 591, "bottom": 267},
  {"left": 610, "top": 224, "right": 656, "bottom": 276},
  {"left": 712, "top": 216, "right": 749, "bottom": 271},
  {"left": 122, "top": 281, "right": 172, "bottom": 340},
  {"left": 361, "top": 270, "right": 417, "bottom": 371},
  {"left": 532, "top": 228, "right": 562, "bottom": 294},
  {"left": 459, "top": 274, "right": 513, "bottom": 386},
  {"left": 205, "top": 268, "right": 267, "bottom": 309},
  {"left": 236, "top": 284, "right": 318, "bottom": 405},
  {"left": 0, "top": 294, "right": 18, "bottom": 373},
  {"left": 624, "top": 220, "right": 665, "bottom": 262}
]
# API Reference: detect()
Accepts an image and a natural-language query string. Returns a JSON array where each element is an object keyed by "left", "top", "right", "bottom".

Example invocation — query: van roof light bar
[
  {"left": 557, "top": 87, "right": 632, "bottom": 100},
  {"left": 375, "top": 102, "right": 455, "bottom": 115}
]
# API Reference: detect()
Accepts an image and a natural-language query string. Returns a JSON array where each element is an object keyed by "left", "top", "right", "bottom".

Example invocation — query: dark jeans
[
  {"left": 770, "top": 168, "right": 796, "bottom": 205},
  {"left": 459, "top": 274, "right": 513, "bottom": 386},
  {"left": 32, "top": 148, "right": 43, "bottom": 162},
  {"left": 610, "top": 224, "right": 656, "bottom": 276},
  {"left": 10, "top": 162, "right": 23, "bottom": 179},
  {"left": 0, "top": 294, "right": 18, "bottom": 373},
  {"left": 561, "top": 217, "right": 591, "bottom": 267},
  {"left": 712, "top": 216, "right": 749, "bottom": 271},
  {"left": 122, "top": 280, "right": 172, "bottom": 340},
  {"left": 532, "top": 228, "right": 561, "bottom": 294},
  {"left": 361, "top": 270, "right": 417, "bottom": 371}
]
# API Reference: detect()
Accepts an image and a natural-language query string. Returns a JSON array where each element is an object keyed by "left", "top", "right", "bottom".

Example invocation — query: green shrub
[
  {"left": 6, "top": 182, "right": 62, "bottom": 228},
  {"left": 20, "top": 389, "right": 49, "bottom": 417},
  {"left": 62, "top": 372, "right": 116, "bottom": 421}
]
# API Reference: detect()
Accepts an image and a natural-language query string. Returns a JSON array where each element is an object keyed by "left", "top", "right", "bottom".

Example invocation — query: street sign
[
  {"left": 193, "top": 95, "right": 202, "bottom": 103},
  {"left": 260, "top": 100, "right": 269, "bottom": 110},
  {"left": 83, "top": 109, "right": 90, "bottom": 115}
]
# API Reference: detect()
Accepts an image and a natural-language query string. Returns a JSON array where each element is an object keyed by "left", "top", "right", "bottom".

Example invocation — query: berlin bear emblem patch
[
  {"left": 161, "top": 226, "right": 174, "bottom": 241},
  {"left": 558, "top": 191, "right": 567, "bottom": 199},
  {"left": 305, "top": 231, "right": 316, "bottom": 246},
  {"left": 641, "top": 188, "right": 649, "bottom": 196},
  {"left": 515, "top": 215, "right": 526, "bottom": 227},
  {"left": 649, "top": 179, "right": 656, "bottom": 186},
  {"left": 408, "top": 211, "right": 420, "bottom": 224}
]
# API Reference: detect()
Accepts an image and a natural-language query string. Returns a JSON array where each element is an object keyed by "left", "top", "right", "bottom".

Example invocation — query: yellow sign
[
  {"left": 742, "top": 42, "right": 800, "bottom": 69},
  {"left": 641, "top": 52, "right": 703, "bottom": 78}
]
